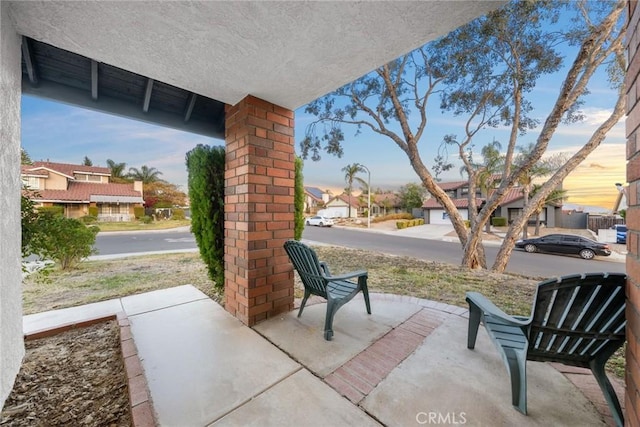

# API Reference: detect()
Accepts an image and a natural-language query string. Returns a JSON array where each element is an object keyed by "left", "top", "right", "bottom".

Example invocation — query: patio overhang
[{"left": 7, "top": 1, "right": 504, "bottom": 111}]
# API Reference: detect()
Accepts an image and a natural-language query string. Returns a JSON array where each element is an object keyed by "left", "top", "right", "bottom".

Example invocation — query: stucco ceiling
[{"left": 8, "top": 1, "right": 504, "bottom": 110}]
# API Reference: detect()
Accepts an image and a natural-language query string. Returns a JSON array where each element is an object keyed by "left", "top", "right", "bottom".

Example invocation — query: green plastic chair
[
  {"left": 284, "top": 240, "right": 371, "bottom": 340},
  {"left": 466, "top": 272, "right": 626, "bottom": 426}
]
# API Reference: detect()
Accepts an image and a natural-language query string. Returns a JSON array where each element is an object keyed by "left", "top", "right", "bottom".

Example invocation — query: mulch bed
[{"left": 1, "top": 321, "right": 131, "bottom": 426}]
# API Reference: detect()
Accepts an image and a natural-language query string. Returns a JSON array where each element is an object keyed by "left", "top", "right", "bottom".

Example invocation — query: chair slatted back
[
  {"left": 284, "top": 240, "right": 328, "bottom": 298},
  {"left": 527, "top": 273, "right": 626, "bottom": 367}
]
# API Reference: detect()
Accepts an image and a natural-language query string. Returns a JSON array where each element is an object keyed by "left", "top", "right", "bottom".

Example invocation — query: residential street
[
  {"left": 303, "top": 224, "right": 626, "bottom": 278},
  {"left": 92, "top": 224, "right": 626, "bottom": 278}
]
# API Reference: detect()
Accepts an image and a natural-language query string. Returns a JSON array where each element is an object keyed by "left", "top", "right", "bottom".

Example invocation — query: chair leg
[
  {"left": 589, "top": 358, "right": 624, "bottom": 427},
  {"left": 505, "top": 348, "right": 527, "bottom": 415},
  {"left": 361, "top": 280, "right": 371, "bottom": 314},
  {"left": 467, "top": 303, "right": 481, "bottom": 349},
  {"left": 324, "top": 298, "right": 340, "bottom": 341},
  {"left": 298, "top": 289, "right": 311, "bottom": 318}
]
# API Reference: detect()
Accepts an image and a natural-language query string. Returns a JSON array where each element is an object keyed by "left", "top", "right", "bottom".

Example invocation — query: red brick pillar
[
  {"left": 628, "top": 1, "right": 640, "bottom": 424},
  {"left": 224, "top": 95, "right": 295, "bottom": 326}
]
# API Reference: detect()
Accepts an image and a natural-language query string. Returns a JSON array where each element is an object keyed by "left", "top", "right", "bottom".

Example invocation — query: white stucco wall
[{"left": 0, "top": 2, "right": 24, "bottom": 406}]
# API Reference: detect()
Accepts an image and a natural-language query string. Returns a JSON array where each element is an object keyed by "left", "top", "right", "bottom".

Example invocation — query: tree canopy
[{"left": 301, "top": 0, "right": 625, "bottom": 272}]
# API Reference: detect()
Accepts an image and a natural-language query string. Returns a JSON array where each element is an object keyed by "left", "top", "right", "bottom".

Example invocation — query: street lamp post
[{"left": 361, "top": 165, "right": 371, "bottom": 228}]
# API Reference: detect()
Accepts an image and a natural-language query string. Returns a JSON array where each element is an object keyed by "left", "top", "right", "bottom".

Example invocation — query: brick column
[
  {"left": 224, "top": 95, "right": 295, "bottom": 326},
  {"left": 628, "top": 1, "right": 640, "bottom": 424}
]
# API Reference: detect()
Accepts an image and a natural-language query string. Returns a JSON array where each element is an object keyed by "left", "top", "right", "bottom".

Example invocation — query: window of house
[
  {"left": 22, "top": 176, "right": 39, "bottom": 189},
  {"left": 98, "top": 203, "right": 128, "bottom": 214},
  {"left": 75, "top": 173, "right": 102, "bottom": 182}
]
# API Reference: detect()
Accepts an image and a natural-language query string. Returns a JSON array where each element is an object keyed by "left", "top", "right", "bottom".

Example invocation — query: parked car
[
  {"left": 612, "top": 224, "right": 627, "bottom": 244},
  {"left": 305, "top": 216, "right": 334, "bottom": 227},
  {"left": 515, "top": 234, "right": 611, "bottom": 260}
]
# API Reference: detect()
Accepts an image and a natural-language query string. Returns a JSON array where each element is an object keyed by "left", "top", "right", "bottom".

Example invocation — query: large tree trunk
[
  {"left": 492, "top": 82, "right": 625, "bottom": 272},
  {"left": 522, "top": 186, "right": 529, "bottom": 240},
  {"left": 534, "top": 210, "right": 541, "bottom": 236}
]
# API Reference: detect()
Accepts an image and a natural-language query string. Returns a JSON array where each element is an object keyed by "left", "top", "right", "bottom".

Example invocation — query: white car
[{"left": 306, "top": 216, "right": 334, "bottom": 227}]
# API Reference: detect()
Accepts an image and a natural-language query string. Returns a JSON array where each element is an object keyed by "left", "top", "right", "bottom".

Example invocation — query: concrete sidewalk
[{"left": 23, "top": 285, "right": 623, "bottom": 426}]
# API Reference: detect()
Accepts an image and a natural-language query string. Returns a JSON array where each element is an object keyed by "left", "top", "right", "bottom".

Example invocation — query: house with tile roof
[
  {"left": 303, "top": 186, "right": 331, "bottom": 214},
  {"left": 370, "top": 192, "right": 403, "bottom": 216},
  {"left": 324, "top": 193, "right": 361, "bottom": 218},
  {"left": 21, "top": 161, "right": 144, "bottom": 221},
  {"left": 422, "top": 179, "right": 562, "bottom": 226}
]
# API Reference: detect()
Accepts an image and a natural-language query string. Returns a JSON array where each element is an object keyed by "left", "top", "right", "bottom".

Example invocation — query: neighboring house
[
  {"left": 324, "top": 193, "right": 361, "bottom": 218},
  {"left": 422, "top": 180, "right": 562, "bottom": 226},
  {"left": 422, "top": 197, "right": 476, "bottom": 225},
  {"left": 370, "top": 192, "right": 403, "bottom": 216},
  {"left": 303, "top": 186, "right": 330, "bottom": 214},
  {"left": 21, "top": 161, "right": 144, "bottom": 222}
]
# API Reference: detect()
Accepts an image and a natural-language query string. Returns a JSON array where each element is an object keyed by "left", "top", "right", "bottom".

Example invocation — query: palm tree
[
  {"left": 106, "top": 159, "right": 129, "bottom": 183},
  {"left": 530, "top": 184, "right": 567, "bottom": 236},
  {"left": 128, "top": 165, "right": 163, "bottom": 184},
  {"left": 341, "top": 163, "right": 367, "bottom": 218}
]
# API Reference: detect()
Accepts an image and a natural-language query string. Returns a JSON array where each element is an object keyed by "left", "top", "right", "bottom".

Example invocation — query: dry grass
[
  {"left": 95, "top": 219, "right": 191, "bottom": 232},
  {"left": 23, "top": 245, "right": 624, "bottom": 378},
  {"left": 23, "top": 252, "right": 221, "bottom": 315}
]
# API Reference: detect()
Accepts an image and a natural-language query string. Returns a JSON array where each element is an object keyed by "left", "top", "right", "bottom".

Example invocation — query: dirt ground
[{"left": 0, "top": 321, "right": 130, "bottom": 426}]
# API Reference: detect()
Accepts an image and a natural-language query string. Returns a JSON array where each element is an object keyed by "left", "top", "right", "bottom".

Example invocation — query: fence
[
  {"left": 587, "top": 215, "right": 625, "bottom": 233},
  {"left": 559, "top": 211, "right": 588, "bottom": 229}
]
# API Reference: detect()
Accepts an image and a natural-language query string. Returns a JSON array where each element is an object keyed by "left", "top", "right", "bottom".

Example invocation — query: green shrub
[
  {"left": 88, "top": 206, "right": 99, "bottom": 217},
  {"left": 134, "top": 206, "right": 145, "bottom": 219},
  {"left": 491, "top": 217, "right": 507, "bottom": 227},
  {"left": 37, "top": 206, "right": 64, "bottom": 218},
  {"left": 464, "top": 220, "right": 471, "bottom": 228},
  {"left": 186, "top": 144, "right": 226, "bottom": 289},
  {"left": 79, "top": 215, "right": 97, "bottom": 224},
  {"left": 172, "top": 209, "right": 186, "bottom": 220},
  {"left": 294, "top": 157, "right": 305, "bottom": 240},
  {"left": 396, "top": 221, "right": 408, "bottom": 229},
  {"left": 418, "top": 219, "right": 425, "bottom": 225},
  {"left": 31, "top": 217, "right": 98, "bottom": 270},
  {"left": 140, "top": 215, "right": 153, "bottom": 224},
  {"left": 21, "top": 193, "right": 39, "bottom": 257}
]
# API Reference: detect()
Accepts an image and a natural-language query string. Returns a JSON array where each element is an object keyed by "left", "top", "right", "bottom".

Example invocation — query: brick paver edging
[
  {"left": 323, "top": 293, "right": 466, "bottom": 404},
  {"left": 315, "top": 292, "right": 623, "bottom": 426},
  {"left": 24, "top": 313, "right": 156, "bottom": 427}
]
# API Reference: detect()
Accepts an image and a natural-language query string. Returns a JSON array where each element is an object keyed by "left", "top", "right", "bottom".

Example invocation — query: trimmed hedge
[
  {"left": 395, "top": 218, "right": 425, "bottom": 229},
  {"left": 38, "top": 206, "right": 64, "bottom": 217},
  {"left": 172, "top": 208, "right": 186, "bottom": 220},
  {"left": 491, "top": 217, "right": 507, "bottom": 227},
  {"left": 88, "top": 206, "right": 99, "bottom": 217},
  {"left": 134, "top": 206, "right": 145, "bottom": 219}
]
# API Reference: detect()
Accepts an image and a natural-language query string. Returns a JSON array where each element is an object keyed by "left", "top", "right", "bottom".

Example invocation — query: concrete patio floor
[{"left": 22, "top": 285, "right": 624, "bottom": 426}]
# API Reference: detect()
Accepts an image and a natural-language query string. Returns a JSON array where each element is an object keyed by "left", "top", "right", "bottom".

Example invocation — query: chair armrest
[
  {"left": 328, "top": 270, "right": 368, "bottom": 282},
  {"left": 466, "top": 292, "right": 530, "bottom": 327},
  {"left": 319, "top": 261, "right": 331, "bottom": 276}
]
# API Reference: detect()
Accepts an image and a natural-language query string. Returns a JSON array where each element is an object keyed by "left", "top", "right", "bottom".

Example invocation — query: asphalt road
[
  {"left": 302, "top": 226, "right": 626, "bottom": 278},
  {"left": 94, "top": 228, "right": 196, "bottom": 257},
  {"left": 93, "top": 225, "right": 626, "bottom": 278}
]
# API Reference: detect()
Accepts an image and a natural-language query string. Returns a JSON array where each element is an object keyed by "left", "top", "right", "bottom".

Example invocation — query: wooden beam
[
  {"left": 21, "top": 36, "right": 38, "bottom": 86},
  {"left": 184, "top": 93, "right": 197, "bottom": 122},
  {"left": 91, "top": 60, "right": 98, "bottom": 101},
  {"left": 143, "top": 78, "right": 154, "bottom": 113}
]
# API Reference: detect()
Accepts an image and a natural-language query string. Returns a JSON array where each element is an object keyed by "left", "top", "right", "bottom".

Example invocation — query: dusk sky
[{"left": 20, "top": 9, "right": 626, "bottom": 212}]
